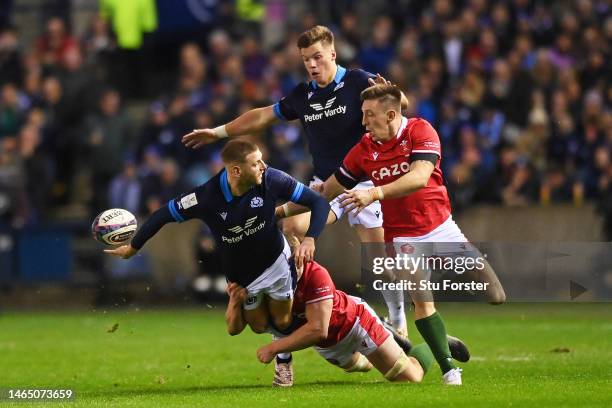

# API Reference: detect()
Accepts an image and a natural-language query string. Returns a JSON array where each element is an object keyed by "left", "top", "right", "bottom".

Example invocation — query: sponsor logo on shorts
[{"left": 245, "top": 295, "right": 258, "bottom": 305}]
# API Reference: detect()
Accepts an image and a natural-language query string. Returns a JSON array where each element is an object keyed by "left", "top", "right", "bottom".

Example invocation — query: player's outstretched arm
[
  {"left": 182, "top": 105, "right": 279, "bottom": 149},
  {"left": 256, "top": 299, "right": 333, "bottom": 364},
  {"left": 104, "top": 205, "right": 175, "bottom": 259},
  {"left": 340, "top": 160, "right": 434, "bottom": 214},
  {"left": 225, "top": 283, "right": 248, "bottom": 336}
]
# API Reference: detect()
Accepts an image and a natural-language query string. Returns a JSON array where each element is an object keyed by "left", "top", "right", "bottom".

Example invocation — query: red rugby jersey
[
  {"left": 337, "top": 117, "right": 451, "bottom": 240},
  {"left": 292, "top": 262, "right": 357, "bottom": 348}
]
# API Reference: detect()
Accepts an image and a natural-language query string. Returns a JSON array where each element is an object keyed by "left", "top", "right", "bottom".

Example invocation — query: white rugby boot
[{"left": 442, "top": 368, "right": 463, "bottom": 385}]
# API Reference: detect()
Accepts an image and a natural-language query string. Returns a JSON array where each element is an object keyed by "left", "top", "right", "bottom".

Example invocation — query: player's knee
[
  {"left": 384, "top": 352, "right": 422, "bottom": 382},
  {"left": 273, "top": 314, "right": 292, "bottom": 331},
  {"left": 249, "top": 322, "right": 268, "bottom": 334},
  {"left": 488, "top": 286, "right": 506, "bottom": 305}
]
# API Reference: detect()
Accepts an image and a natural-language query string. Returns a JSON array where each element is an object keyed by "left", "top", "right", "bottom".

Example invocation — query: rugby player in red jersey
[
  {"left": 279, "top": 84, "right": 506, "bottom": 385},
  {"left": 225, "top": 260, "right": 469, "bottom": 386}
]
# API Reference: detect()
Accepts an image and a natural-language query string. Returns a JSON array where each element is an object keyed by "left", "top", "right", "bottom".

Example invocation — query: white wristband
[{"left": 213, "top": 125, "right": 229, "bottom": 138}]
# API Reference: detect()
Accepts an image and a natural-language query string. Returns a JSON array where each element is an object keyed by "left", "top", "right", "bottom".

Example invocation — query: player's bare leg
[
  {"left": 267, "top": 296, "right": 293, "bottom": 332},
  {"left": 462, "top": 257, "right": 506, "bottom": 304},
  {"left": 243, "top": 298, "right": 269, "bottom": 334},
  {"left": 355, "top": 224, "right": 409, "bottom": 339},
  {"left": 337, "top": 352, "right": 373, "bottom": 373},
  {"left": 364, "top": 336, "right": 426, "bottom": 382}
]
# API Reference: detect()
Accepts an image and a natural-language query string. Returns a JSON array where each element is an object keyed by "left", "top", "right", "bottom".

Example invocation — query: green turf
[{"left": 0, "top": 303, "right": 611, "bottom": 407}]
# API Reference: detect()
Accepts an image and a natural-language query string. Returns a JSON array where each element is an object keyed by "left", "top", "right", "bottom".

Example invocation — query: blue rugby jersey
[
  {"left": 166, "top": 167, "right": 309, "bottom": 287},
  {"left": 273, "top": 65, "right": 375, "bottom": 180}
]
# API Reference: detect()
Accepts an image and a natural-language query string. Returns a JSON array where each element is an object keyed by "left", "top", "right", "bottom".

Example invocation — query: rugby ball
[{"left": 92, "top": 208, "right": 137, "bottom": 245}]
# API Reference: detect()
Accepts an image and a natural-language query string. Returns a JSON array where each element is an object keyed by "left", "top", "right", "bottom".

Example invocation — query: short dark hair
[
  {"left": 221, "top": 139, "right": 258, "bottom": 164},
  {"left": 360, "top": 84, "right": 402, "bottom": 110},
  {"left": 297, "top": 25, "right": 334, "bottom": 49}
]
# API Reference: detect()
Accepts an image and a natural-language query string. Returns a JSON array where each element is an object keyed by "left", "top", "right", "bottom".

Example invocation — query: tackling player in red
[{"left": 225, "top": 260, "right": 469, "bottom": 386}]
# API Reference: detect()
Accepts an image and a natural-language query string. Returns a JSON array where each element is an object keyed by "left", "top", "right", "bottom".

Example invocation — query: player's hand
[
  {"left": 368, "top": 73, "right": 391, "bottom": 86},
  {"left": 294, "top": 237, "right": 315, "bottom": 270},
  {"left": 256, "top": 344, "right": 277, "bottom": 364},
  {"left": 104, "top": 244, "right": 137, "bottom": 259},
  {"left": 226, "top": 282, "right": 247, "bottom": 305},
  {"left": 182, "top": 128, "right": 219, "bottom": 149},
  {"left": 339, "top": 189, "right": 374, "bottom": 215}
]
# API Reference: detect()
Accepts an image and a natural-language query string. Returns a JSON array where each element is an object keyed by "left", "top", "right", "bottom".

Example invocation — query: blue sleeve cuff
[
  {"left": 290, "top": 182, "right": 305, "bottom": 202},
  {"left": 273, "top": 103, "right": 287, "bottom": 121},
  {"left": 167, "top": 200, "right": 185, "bottom": 222}
]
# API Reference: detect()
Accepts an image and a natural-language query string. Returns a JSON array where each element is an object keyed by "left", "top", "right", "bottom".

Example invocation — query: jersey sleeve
[
  {"left": 265, "top": 167, "right": 304, "bottom": 202},
  {"left": 303, "top": 263, "right": 335, "bottom": 304},
  {"left": 409, "top": 119, "right": 441, "bottom": 164},
  {"left": 167, "top": 187, "right": 204, "bottom": 223},
  {"left": 334, "top": 142, "right": 367, "bottom": 189},
  {"left": 272, "top": 85, "right": 303, "bottom": 121}
]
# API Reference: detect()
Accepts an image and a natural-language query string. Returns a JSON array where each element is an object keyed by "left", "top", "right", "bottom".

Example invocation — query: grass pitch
[{"left": 0, "top": 303, "right": 610, "bottom": 407}]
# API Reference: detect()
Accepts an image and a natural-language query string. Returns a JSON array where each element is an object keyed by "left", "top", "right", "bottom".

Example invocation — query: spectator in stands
[
  {"left": 84, "top": 88, "right": 134, "bottom": 215},
  {"left": 108, "top": 158, "right": 141, "bottom": 216},
  {"left": 35, "top": 17, "right": 78, "bottom": 72}
]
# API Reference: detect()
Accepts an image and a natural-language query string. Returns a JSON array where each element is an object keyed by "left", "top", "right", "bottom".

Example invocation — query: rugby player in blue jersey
[
  {"left": 182, "top": 26, "right": 411, "bottom": 383},
  {"left": 105, "top": 139, "right": 330, "bottom": 335}
]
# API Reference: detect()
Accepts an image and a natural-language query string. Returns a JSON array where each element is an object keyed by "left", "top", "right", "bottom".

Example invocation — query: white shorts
[
  {"left": 310, "top": 177, "right": 382, "bottom": 229},
  {"left": 243, "top": 239, "right": 293, "bottom": 311},
  {"left": 314, "top": 297, "right": 390, "bottom": 367},
  {"left": 392, "top": 215, "right": 477, "bottom": 257}
]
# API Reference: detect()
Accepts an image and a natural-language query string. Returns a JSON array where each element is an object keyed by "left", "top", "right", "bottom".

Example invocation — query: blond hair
[{"left": 360, "top": 84, "right": 402, "bottom": 110}]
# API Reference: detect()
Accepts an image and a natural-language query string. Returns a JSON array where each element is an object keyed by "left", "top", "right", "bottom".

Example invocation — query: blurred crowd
[{"left": 0, "top": 0, "right": 610, "bottom": 238}]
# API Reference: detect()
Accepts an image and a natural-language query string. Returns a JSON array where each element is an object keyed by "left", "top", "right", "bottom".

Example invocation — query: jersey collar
[
  {"left": 220, "top": 170, "right": 233, "bottom": 202},
  {"left": 395, "top": 116, "right": 408, "bottom": 139},
  {"left": 310, "top": 65, "right": 347, "bottom": 90}
]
